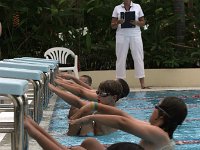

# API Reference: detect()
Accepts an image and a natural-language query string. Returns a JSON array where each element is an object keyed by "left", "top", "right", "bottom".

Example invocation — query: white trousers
[{"left": 115, "top": 35, "right": 145, "bottom": 79}]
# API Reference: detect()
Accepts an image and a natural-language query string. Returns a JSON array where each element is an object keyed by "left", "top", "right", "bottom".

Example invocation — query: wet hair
[
  {"left": 107, "top": 142, "right": 144, "bottom": 150},
  {"left": 80, "top": 75, "right": 92, "bottom": 86},
  {"left": 98, "top": 80, "right": 123, "bottom": 101},
  {"left": 117, "top": 78, "right": 130, "bottom": 98},
  {"left": 157, "top": 97, "right": 188, "bottom": 139}
]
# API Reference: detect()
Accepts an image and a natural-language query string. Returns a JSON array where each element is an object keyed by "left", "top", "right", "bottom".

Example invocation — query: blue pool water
[{"left": 49, "top": 90, "right": 200, "bottom": 149}]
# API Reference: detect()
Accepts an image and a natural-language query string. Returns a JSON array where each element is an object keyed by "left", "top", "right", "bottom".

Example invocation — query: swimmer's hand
[
  {"left": 48, "top": 83, "right": 57, "bottom": 92},
  {"left": 55, "top": 76, "right": 64, "bottom": 80},
  {"left": 69, "top": 115, "right": 93, "bottom": 126},
  {"left": 57, "top": 72, "right": 75, "bottom": 80},
  {"left": 54, "top": 78, "right": 74, "bottom": 86},
  {"left": 54, "top": 78, "right": 65, "bottom": 86},
  {"left": 70, "top": 102, "right": 96, "bottom": 120}
]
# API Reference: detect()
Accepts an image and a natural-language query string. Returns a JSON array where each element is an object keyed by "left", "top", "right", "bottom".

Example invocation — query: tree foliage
[{"left": 0, "top": 0, "right": 199, "bottom": 70}]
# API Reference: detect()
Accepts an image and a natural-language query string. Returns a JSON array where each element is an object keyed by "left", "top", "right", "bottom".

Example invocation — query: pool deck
[{"left": 1, "top": 87, "right": 200, "bottom": 149}]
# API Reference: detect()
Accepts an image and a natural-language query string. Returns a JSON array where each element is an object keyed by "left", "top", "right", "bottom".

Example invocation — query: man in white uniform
[{"left": 111, "top": 0, "right": 148, "bottom": 89}]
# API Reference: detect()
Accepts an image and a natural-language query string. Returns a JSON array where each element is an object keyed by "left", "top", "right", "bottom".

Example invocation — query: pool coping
[{"left": 131, "top": 87, "right": 200, "bottom": 92}]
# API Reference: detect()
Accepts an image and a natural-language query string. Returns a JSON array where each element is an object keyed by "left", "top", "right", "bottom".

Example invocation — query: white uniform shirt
[{"left": 112, "top": 2, "right": 144, "bottom": 37}]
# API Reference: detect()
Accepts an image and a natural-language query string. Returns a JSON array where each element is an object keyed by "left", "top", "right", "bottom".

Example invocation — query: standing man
[{"left": 111, "top": 0, "right": 148, "bottom": 89}]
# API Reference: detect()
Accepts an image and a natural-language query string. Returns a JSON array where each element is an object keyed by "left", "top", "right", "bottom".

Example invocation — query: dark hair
[
  {"left": 117, "top": 78, "right": 130, "bottom": 98},
  {"left": 80, "top": 75, "right": 92, "bottom": 86},
  {"left": 98, "top": 80, "right": 123, "bottom": 101},
  {"left": 158, "top": 97, "right": 188, "bottom": 139},
  {"left": 107, "top": 142, "right": 144, "bottom": 150}
]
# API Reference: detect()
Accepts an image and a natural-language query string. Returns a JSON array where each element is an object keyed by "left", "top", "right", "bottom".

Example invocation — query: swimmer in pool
[
  {"left": 48, "top": 79, "right": 123, "bottom": 136},
  {"left": 67, "top": 74, "right": 94, "bottom": 136},
  {"left": 24, "top": 116, "right": 144, "bottom": 150},
  {"left": 55, "top": 73, "right": 130, "bottom": 103},
  {"left": 69, "top": 96, "right": 188, "bottom": 150},
  {"left": 51, "top": 74, "right": 130, "bottom": 136}
]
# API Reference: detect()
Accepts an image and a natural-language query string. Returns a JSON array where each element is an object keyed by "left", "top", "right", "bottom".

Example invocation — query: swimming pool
[{"left": 49, "top": 90, "right": 200, "bottom": 149}]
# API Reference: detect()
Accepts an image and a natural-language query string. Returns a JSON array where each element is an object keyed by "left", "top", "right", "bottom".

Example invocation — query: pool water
[{"left": 49, "top": 90, "right": 200, "bottom": 149}]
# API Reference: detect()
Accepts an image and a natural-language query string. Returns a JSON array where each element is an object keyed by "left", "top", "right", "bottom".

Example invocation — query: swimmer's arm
[
  {"left": 67, "top": 124, "right": 81, "bottom": 136},
  {"left": 68, "top": 112, "right": 94, "bottom": 136},
  {"left": 55, "top": 78, "right": 85, "bottom": 96},
  {"left": 93, "top": 115, "right": 168, "bottom": 144},
  {"left": 94, "top": 103, "right": 131, "bottom": 118},
  {"left": 71, "top": 114, "right": 167, "bottom": 144},
  {"left": 78, "top": 89, "right": 97, "bottom": 102},
  {"left": 55, "top": 79, "right": 97, "bottom": 102},
  {"left": 57, "top": 72, "right": 92, "bottom": 90},
  {"left": 71, "top": 102, "right": 131, "bottom": 120},
  {"left": 48, "top": 83, "right": 86, "bottom": 108},
  {"left": 70, "top": 76, "right": 92, "bottom": 90}
]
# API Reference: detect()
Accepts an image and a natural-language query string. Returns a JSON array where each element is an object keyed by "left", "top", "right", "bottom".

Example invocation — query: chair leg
[{"left": 73, "top": 69, "right": 79, "bottom": 79}]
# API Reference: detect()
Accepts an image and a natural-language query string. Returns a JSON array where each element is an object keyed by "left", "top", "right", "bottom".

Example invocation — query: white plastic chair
[{"left": 44, "top": 47, "right": 79, "bottom": 78}]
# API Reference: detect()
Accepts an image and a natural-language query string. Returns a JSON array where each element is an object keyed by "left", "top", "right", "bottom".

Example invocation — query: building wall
[{"left": 79, "top": 69, "right": 200, "bottom": 89}]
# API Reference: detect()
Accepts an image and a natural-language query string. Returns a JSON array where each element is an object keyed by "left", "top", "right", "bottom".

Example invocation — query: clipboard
[{"left": 120, "top": 11, "right": 135, "bottom": 28}]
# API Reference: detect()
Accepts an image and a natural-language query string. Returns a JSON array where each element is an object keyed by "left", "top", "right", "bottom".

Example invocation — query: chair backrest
[{"left": 44, "top": 47, "right": 76, "bottom": 64}]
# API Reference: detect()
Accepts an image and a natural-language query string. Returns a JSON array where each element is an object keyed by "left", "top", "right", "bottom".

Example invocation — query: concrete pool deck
[{"left": 1, "top": 68, "right": 200, "bottom": 149}]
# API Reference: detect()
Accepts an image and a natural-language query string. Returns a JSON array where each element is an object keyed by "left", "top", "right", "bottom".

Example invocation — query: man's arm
[
  {"left": 111, "top": 17, "right": 125, "bottom": 29},
  {"left": 130, "top": 16, "right": 145, "bottom": 27}
]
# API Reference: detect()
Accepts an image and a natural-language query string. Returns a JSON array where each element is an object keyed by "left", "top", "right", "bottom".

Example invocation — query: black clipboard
[{"left": 121, "top": 11, "right": 135, "bottom": 28}]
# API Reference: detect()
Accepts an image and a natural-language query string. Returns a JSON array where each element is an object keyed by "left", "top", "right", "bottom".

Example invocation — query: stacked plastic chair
[{"left": 44, "top": 47, "right": 79, "bottom": 78}]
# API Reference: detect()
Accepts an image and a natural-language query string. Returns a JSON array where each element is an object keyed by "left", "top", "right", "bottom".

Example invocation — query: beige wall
[{"left": 79, "top": 69, "right": 200, "bottom": 89}]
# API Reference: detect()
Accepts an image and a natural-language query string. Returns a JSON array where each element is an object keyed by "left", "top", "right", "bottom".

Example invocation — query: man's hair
[
  {"left": 80, "top": 75, "right": 92, "bottom": 86},
  {"left": 107, "top": 142, "right": 144, "bottom": 150},
  {"left": 98, "top": 80, "right": 123, "bottom": 101},
  {"left": 117, "top": 78, "right": 130, "bottom": 98}
]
